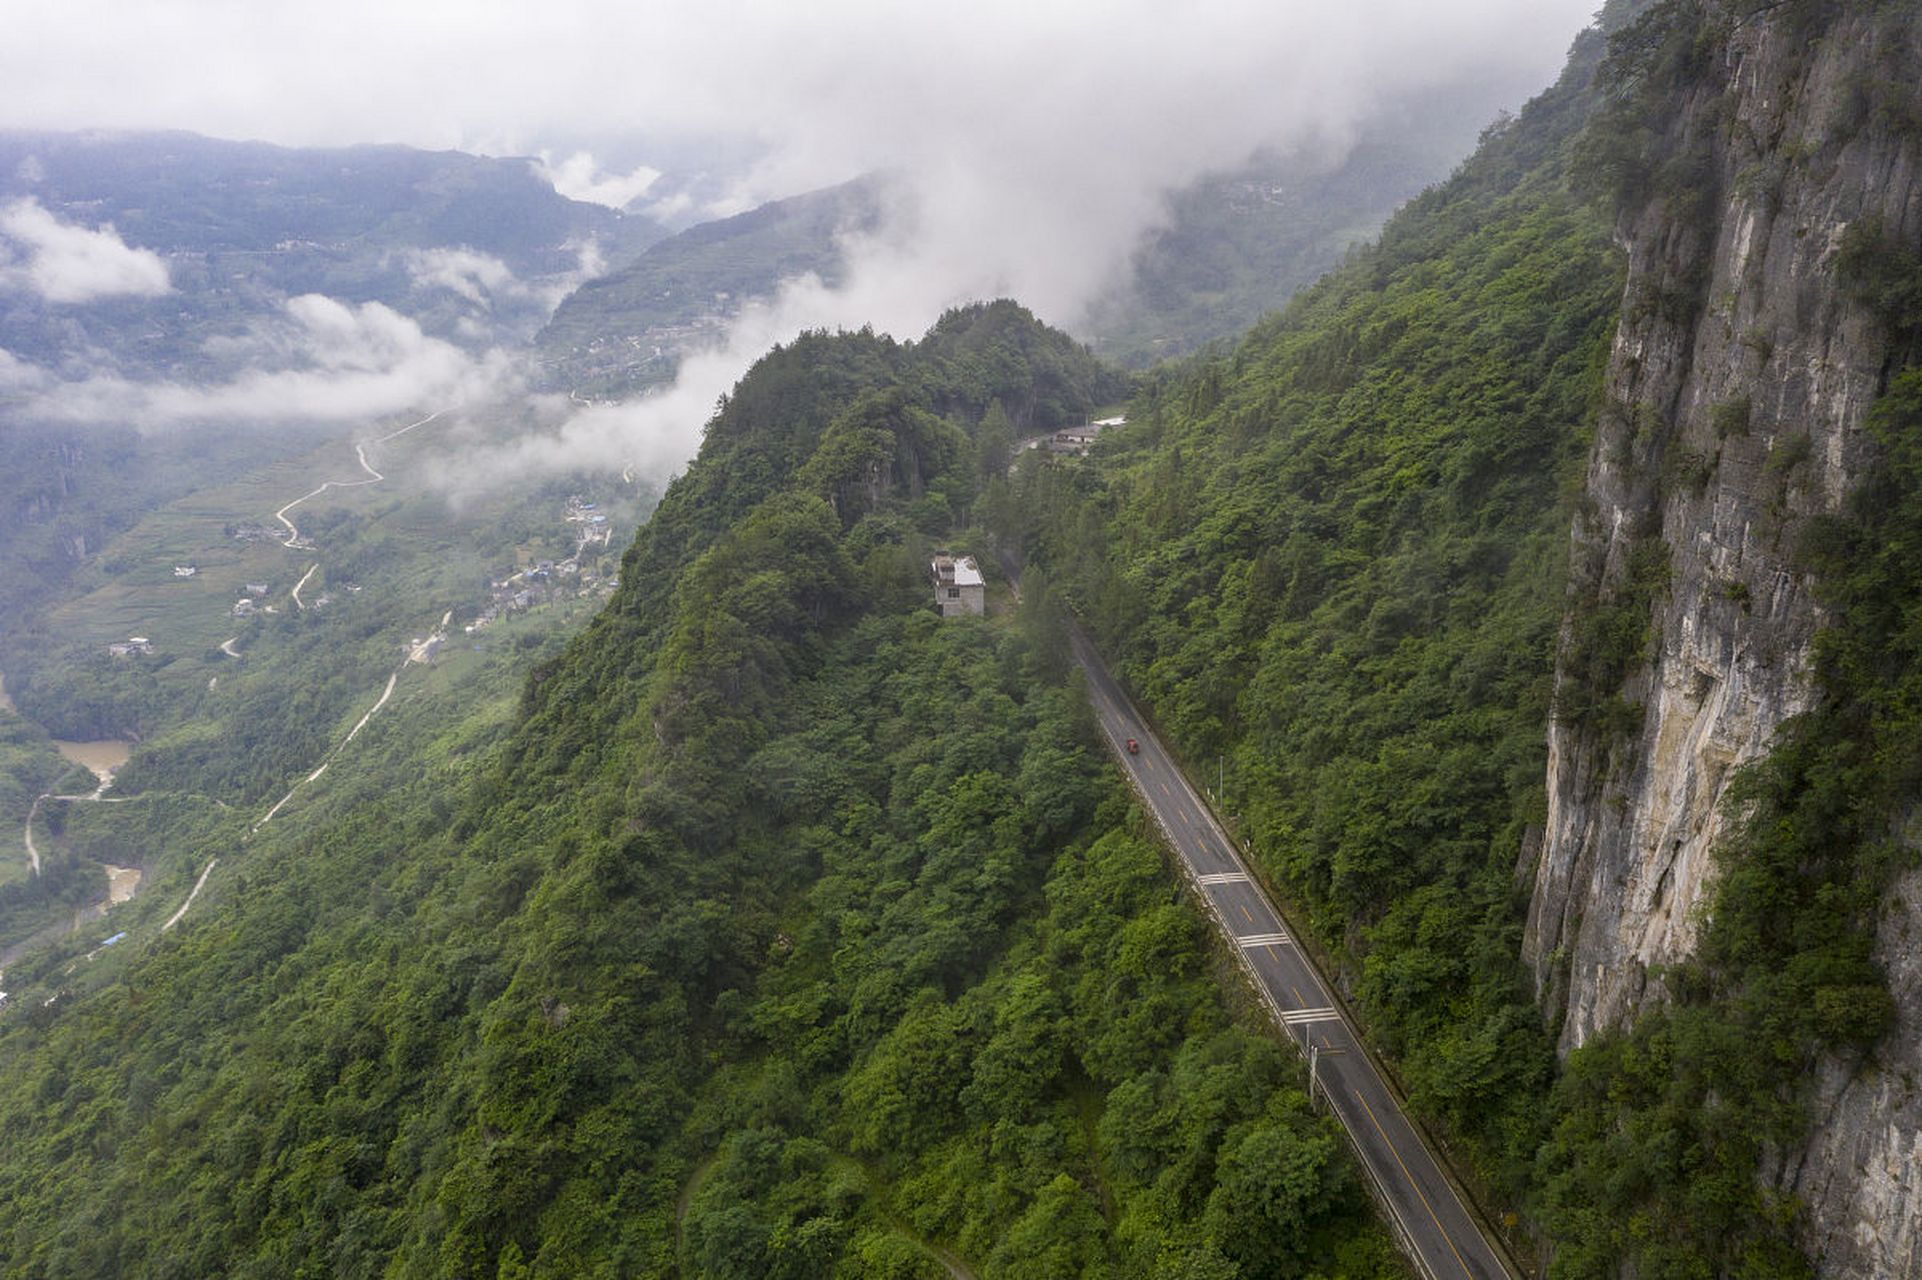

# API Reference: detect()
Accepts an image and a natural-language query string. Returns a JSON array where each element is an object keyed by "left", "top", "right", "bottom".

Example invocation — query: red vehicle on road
[{"left": 1126, "top": 737, "right": 1139, "bottom": 755}]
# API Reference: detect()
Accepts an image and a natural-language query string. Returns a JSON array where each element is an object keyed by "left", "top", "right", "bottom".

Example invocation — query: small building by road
[{"left": 931, "top": 551, "right": 985, "bottom": 618}]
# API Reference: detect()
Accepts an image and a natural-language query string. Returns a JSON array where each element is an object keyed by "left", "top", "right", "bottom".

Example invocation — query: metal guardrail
[
  {"left": 1088, "top": 688, "right": 1444, "bottom": 1280},
  {"left": 1001, "top": 553, "right": 1520, "bottom": 1279},
  {"left": 1066, "top": 620, "right": 1521, "bottom": 1280}
]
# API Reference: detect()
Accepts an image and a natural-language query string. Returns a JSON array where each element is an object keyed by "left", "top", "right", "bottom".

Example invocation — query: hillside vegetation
[
  {"left": 1011, "top": 13, "right": 1620, "bottom": 1204},
  {"left": 1013, "top": 2, "right": 1922, "bottom": 1276},
  {"left": 0, "top": 303, "right": 1405, "bottom": 1278}
]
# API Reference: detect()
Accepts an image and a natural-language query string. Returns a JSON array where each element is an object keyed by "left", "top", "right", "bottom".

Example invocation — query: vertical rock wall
[{"left": 1519, "top": 5, "right": 1922, "bottom": 1276}]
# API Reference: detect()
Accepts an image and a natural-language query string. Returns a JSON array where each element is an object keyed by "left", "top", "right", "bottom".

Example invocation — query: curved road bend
[{"left": 1067, "top": 626, "right": 1515, "bottom": 1280}]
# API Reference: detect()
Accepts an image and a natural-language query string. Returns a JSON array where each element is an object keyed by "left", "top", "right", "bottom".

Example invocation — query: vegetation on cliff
[{"left": 1010, "top": 3, "right": 1919, "bottom": 1275}]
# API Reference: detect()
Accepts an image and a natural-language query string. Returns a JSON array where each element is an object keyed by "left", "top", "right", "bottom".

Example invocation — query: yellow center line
[
  {"left": 1239, "top": 905, "right": 1253, "bottom": 923},
  {"left": 1291, "top": 985, "right": 1305, "bottom": 1007},
  {"left": 1351, "top": 1088, "right": 1471, "bottom": 1279}
]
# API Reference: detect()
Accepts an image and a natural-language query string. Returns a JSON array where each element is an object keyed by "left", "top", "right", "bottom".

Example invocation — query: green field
[{"left": 0, "top": 407, "right": 656, "bottom": 961}]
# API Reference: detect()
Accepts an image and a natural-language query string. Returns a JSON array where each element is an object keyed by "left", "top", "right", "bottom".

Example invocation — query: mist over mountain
[
  {"left": 1, "top": 0, "right": 1589, "bottom": 492},
  {"left": 14, "top": 2, "right": 1921, "bottom": 1278},
  {"left": 536, "top": 175, "right": 888, "bottom": 396},
  {"left": 0, "top": 131, "right": 663, "bottom": 376}
]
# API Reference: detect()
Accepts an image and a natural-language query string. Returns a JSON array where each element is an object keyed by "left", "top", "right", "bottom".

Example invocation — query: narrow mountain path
[
  {"left": 673, "top": 1154, "right": 721, "bottom": 1255},
  {"left": 162, "top": 858, "right": 218, "bottom": 932},
  {"left": 273, "top": 409, "right": 442, "bottom": 547},
  {"left": 841, "top": 1154, "right": 981, "bottom": 1280},
  {"left": 21, "top": 796, "right": 44, "bottom": 876},
  {"left": 21, "top": 765, "right": 139, "bottom": 876},
  {"left": 168, "top": 655, "right": 406, "bottom": 932},
  {"left": 253, "top": 668, "right": 399, "bottom": 833},
  {"left": 289, "top": 563, "right": 320, "bottom": 610}
]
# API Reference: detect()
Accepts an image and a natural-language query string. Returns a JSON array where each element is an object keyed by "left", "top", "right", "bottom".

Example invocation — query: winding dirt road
[
  {"left": 162, "top": 858, "right": 218, "bottom": 932},
  {"left": 273, "top": 410, "right": 443, "bottom": 548},
  {"left": 253, "top": 668, "right": 399, "bottom": 833},
  {"left": 20, "top": 761, "right": 135, "bottom": 877},
  {"left": 289, "top": 563, "right": 320, "bottom": 611},
  {"left": 158, "top": 409, "right": 448, "bottom": 930}
]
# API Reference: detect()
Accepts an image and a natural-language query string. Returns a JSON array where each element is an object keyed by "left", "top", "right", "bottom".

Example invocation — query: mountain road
[{"left": 1066, "top": 623, "right": 1517, "bottom": 1280}]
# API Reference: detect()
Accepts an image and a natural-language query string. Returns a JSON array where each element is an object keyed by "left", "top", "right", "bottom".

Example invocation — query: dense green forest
[
  {"left": 0, "top": 303, "right": 1406, "bottom": 1277},
  {"left": 1008, "top": 6, "right": 1621, "bottom": 1213},
  {"left": 1009, "top": 3, "right": 1922, "bottom": 1277},
  {"left": 7, "top": 3, "right": 1917, "bottom": 1276}
]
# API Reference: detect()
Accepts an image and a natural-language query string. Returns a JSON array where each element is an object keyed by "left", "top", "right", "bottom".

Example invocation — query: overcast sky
[
  {"left": 1, "top": 0, "right": 1599, "bottom": 483},
  {"left": 6, "top": 1, "right": 1592, "bottom": 188}
]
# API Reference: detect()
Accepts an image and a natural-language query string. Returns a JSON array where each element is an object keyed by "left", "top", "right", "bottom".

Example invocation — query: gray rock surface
[{"left": 1519, "top": 6, "right": 1922, "bottom": 1276}]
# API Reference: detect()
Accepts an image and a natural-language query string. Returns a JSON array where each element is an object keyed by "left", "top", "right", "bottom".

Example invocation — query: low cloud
[
  {"left": 404, "top": 241, "right": 606, "bottom": 317},
  {"left": 398, "top": 0, "right": 1593, "bottom": 493},
  {"left": 534, "top": 152, "right": 663, "bottom": 211},
  {"left": 404, "top": 247, "right": 518, "bottom": 307},
  {"left": 0, "top": 198, "right": 171, "bottom": 303},
  {"left": 442, "top": 264, "right": 920, "bottom": 492},
  {"left": 14, "top": 294, "right": 514, "bottom": 427},
  {"left": 0, "top": 0, "right": 1597, "bottom": 489},
  {"left": 0, "top": 346, "right": 51, "bottom": 395}
]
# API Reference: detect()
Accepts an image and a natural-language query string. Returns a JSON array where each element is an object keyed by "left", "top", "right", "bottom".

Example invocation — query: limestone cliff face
[{"left": 1519, "top": 4, "right": 1922, "bottom": 1276}]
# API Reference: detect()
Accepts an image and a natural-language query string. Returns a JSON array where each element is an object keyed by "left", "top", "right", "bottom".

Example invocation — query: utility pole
[{"left": 1309, "top": 1042, "right": 1321, "bottom": 1110}]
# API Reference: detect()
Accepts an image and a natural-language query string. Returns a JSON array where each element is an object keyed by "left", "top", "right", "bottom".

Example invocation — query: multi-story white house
[{"left": 931, "top": 551, "right": 985, "bottom": 618}]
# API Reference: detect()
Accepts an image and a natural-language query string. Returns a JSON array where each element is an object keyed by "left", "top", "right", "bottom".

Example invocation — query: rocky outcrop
[
  {"left": 1774, "top": 865, "right": 1922, "bottom": 1279},
  {"left": 1520, "top": 4, "right": 1922, "bottom": 1275}
]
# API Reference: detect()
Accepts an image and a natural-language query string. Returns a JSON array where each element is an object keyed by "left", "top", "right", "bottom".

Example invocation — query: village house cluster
[
  {"left": 231, "top": 582, "right": 274, "bottom": 618},
  {"left": 464, "top": 496, "right": 620, "bottom": 636},
  {"left": 1019, "top": 415, "right": 1126, "bottom": 460}
]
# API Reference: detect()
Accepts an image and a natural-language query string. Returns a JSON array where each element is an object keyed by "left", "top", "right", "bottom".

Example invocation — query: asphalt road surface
[{"left": 1068, "top": 625, "right": 1516, "bottom": 1280}]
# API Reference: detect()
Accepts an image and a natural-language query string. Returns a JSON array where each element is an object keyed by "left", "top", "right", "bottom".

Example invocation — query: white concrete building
[{"left": 931, "top": 552, "right": 985, "bottom": 618}]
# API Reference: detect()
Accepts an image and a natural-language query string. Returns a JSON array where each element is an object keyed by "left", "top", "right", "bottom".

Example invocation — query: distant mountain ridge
[
  {"left": 535, "top": 174, "right": 887, "bottom": 395},
  {"left": 533, "top": 89, "right": 1513, "bottom": 393},
  {"left": 0, "top": 129, "right": 666, "bottom": 373},
  {"left": 0, "top": 130, "right": 654, "bottom": 257}
]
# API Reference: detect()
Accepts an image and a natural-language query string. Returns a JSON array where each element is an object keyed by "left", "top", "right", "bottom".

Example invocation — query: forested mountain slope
[
  {"left": 0, "top": 304, "right": 1406, "bottom": 1278},
  {"left": 1012, "top": 0, "right": 1621, "bottom": 1213},
  {"left": 6, "top": 4, "right": 1917, "bottom": 1277},
  {"left": 1013, "top": 2, "right": 1922, "bottom": 1277},
  {"left": 536, "top": 176, "right": 885, "bottom": 395}
]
